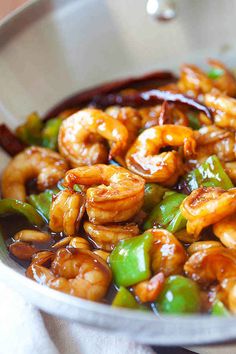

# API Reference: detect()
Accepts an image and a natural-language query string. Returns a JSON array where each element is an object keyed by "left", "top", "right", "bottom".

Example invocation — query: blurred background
[{"left": 0, "top": 0, "right": 26, "bottom": 19}]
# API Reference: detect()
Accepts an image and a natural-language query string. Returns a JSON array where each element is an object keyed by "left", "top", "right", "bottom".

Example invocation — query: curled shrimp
[
  {"left": 64, "top": 164, "right": 145, "bottom": 224},
  {"left": 125, "top": 125, "right": 196, "bottom": 184},
  {"left": 49, "top": 190, "right": 86, "bottom": 236},
  {"left": 105, "top": 106, "right": 142, "bottom": 149},
  {"left": 195, "top": 125, "right": 236, "bottom": 163},
  {"left": 147, "top": 229, "right": 187, "bottom": 276},
  {"left": 180, "top": 187, "right": 236, "bottom": 237},
  {"left": 208, "top": 59, "right": 236, "bottom": 97},
  {"left": 184, "top": 247, "right": 236, "bottom": 285},
  {"left": 84, "top": 221, "right": 139, "bottom": 251},
  {"left": 139, "top": 105, "right": 162, "bottom": 129},
  {"left": 178, "top": 64, "right": 213, "bottom": 97},
  {"left": 26, "top": 248, "right": 112, "bottom": 301},
  {"left": 204, "top": 90, "right": 236, "bottom": 130},
  {"left": 1, "top": 146, "right": 68, "bottom": 201},
  {"left": 133, "top": 272, "right": 165, "bottom": 303},
  {"left": 213, "top": 215, "right": 236, "bottom": 249},
  {"left": 58, "top": 108, "right": 128, "bottom": 167}
]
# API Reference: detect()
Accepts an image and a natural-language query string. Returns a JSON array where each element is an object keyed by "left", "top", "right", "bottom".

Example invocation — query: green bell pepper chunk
[
  {"left": 0, "top": 199, "right": 44, "bottom": 226},
  {"left": 109, "top": 233, "right": 153, "bottom": 287},
  {"left": 208, "top": 67, "right": 224, "bottom": 80},
  {"left": 184, "top": 155, "right": 233, "bottom": 192},
  {"left": 143, "top": 183, "right": 168, "bottom": 212},
  {"left": 0, "top": 228, "right": 8, "bottom": 259},
  {"left": 28, "top": 190, "right": 55, "bottom": 222},
  {"left": 42, "top": 117, "right": 62, "bottom": 150},
  {"left": 156, "top": 275, "right": 201, "bottom": 314},
  {"left": 112, "top": 287, "right": 140, "bottom": 309},
  {"left": 211, "top": 300, "right": 230, "bottom": 316},
  {"left": 187, "top": 112, "right": 201, "bottom": 130},
  {"left": 57, "top": 179, "right": 81, "bottom": 192},
  {"left": 143, "top": 192, "right": 186, "bottom": 233},
  {"left": 16, "top": 112, "right": 43, "bottom": 145}
]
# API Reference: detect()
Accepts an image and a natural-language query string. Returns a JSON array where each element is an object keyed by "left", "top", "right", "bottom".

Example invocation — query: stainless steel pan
[{"left": 1, "top": 0, "right": 236, "bottom": 345}]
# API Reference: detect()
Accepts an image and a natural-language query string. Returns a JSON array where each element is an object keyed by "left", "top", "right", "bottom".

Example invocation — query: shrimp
[
  {"left": 147, "top": 229, "right": 187, "bottom": 276},
  {"left": 213, "top": 215, "right": 236, "bottom": 249},
  {"left": 178, "top": 64, "right": 213, "bottom": 97},
  {"left": 138, "top": 105, "right": 162, "bottom": 129},
  {"left": 49, "top": 189, "right": 86, "bottom": 236},
  {"left": 208, "top": 59, "right": 236, "bottom": 97},
  {"left": 83, "top": 221, "right": 139, "bottom": 251},
  {"left": 125, "top": 125, "right": 196, "bottom": 184},
  {"left": 64, "top": 164, "right": 145, "bottom": 224},
  {"left": 105, "top": 106, "right": 142, "bottom": 149},
  {"left": 180, "top": 187, "right": 236, "bottom": 237},
  {"left": 158, "top": 102, "right": 189, "bottom": 127},
  {"left": 58, "top": 108, "right": 128, "bottom": 167},
  {"left": 1, "top": 146, "right": 68, "bottom": 201},
  {"left": 204, "top": 90, "right": 236, "bottom": 130},
  {"left": 185, "top": 247, "right": 236, "bottom": 283},
  {"left": 133, "top": 272, "right": 165, "bottom": 303},
  {"left": 26, "top": 248, "right": 112, "bottom": 301},
  {"left": 195, "top": 125, "right": 236, "bottom": 163},
  {"left": 225, "top": 279, "right": 236, "bottom": 314}
]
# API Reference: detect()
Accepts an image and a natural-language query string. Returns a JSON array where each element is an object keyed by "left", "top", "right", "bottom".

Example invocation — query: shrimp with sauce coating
[
  {"left": 184, "top": 247, "right": 236, "bottom": 284},
  {"left": 58, "top": 108, "right": 128, "bottom": 167},
  {"left": 195, "top": 125, "right": 236, "bottom": 163},
  {"left": 49, "top": 189, "right": 86, "bottom": 236},
  {"left": 105, "top": 106, "right": 142, "bottom": 149},
  {"left": 64, "top": 164, "right": 145, "bottom": 224},
  {"left": 84, "top": 221, "right": 139, "bottom": 251},
  {"left": 181, "top": 187, "right": 236, "bottom": 237},
  {"left": 204, "top": 90, "right": 236, "bottom": 130},
  {"left": 213, "top": 215, "right": 236, "bottom": 249},
  {"left": 1, "top": 146, "right": 68, "bottom": 201},
  {"left": 126, "top": 125, "right": 196, "bottom": 184},
  {"left": 26, "top": 248, "right": 112, "bottom": 301},
  {"left": 178, "top": 64, "right": 213, "bottom": 98},
  {"left": 208, "top": 59, "right": 236, "bottom": 97}
]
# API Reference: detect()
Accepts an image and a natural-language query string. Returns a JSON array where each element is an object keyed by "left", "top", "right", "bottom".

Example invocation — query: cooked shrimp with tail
[
  {"left": 27, "top": 248, "right": 112, "bottom": 301},
  {"left": 64, "top": 164, "right": 145, "bottom": 224},
  {"left": 58, "top": 108, "right": 128, "bottom": 167},
  {"left": 1, "top": 146, "right": 68, "bottom": 201},
  {"left": 126, "top": 125, "right": 196, "bottom": 185}
]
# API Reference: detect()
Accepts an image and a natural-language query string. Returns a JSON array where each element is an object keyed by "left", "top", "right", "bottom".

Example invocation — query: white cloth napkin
[{"left": 0, "top": 282, "right": 155, "bottom": 354}]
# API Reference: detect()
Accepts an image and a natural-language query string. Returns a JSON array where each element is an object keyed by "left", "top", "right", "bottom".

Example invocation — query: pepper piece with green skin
[
  {"left": 42, "top": 117, "right": 62, "bottom": 150},
  {"left": 143, "top": 183, "right": 168, "bottom": 212},
  {"left": 28, "top": 190, "right": 55, "bottom": 222},
  {"left": 112, "top": 287, "right": 140, "bottom": 309},
  {"left": 109, "top": 233, "right": 153, "bottom": 287},
  {"left": 184, "top": 155, "right": 233, "bottom": 192},
  {"left": 16, "top": 112, "right": 43, "bottom": 145},
  {"left": 143, "top": 192, "right": 186, "bottom": 233},
  {"left": 155, "top": 275, "right": 201, "bottom": 314},
  {"left": 187, "top": 112, "right": 201, "bottom": 130},
  {"left": 208, "top": 67, "right": 224, "bottom": 80},
  {"left": 211, "top": 300, "right": 230, "bottom": 316},
  {"left": 0, "top": 199, "right": 44, "bottom": 226}
]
